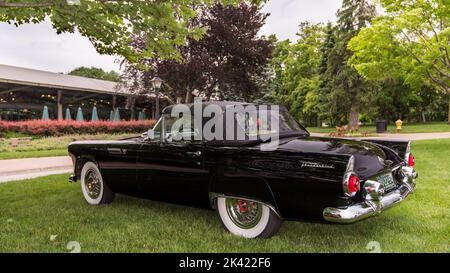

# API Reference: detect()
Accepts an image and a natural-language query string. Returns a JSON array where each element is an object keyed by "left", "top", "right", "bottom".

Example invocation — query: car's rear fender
[
  {"left": 208, "top": 151, "right": 356, "bottom": 220},
  {"left": 208, "top": 173, "right": 280, "bottom": 218}
]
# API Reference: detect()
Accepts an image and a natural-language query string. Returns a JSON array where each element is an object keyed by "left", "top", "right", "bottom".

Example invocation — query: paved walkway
[
  {"left": 310, "top": 132, "right": 450, "bottom": 141},
  {"left": 0, "top": 156, "right": 72, "bottom": 183},
  {"left": 1, "top": 132, "right": 449, "bottom": 183}
]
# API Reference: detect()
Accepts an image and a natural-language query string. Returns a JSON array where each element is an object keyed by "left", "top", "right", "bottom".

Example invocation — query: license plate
[{"left": 377, "top": 173, "right": 396, "bottom": 192}]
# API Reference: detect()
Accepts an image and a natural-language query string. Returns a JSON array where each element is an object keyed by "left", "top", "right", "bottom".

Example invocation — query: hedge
[{"left": 0, "top": 120, "right": 156, "bottom": 137}]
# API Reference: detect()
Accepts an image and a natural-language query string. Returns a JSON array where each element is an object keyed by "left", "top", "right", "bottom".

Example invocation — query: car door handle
[{"left": 187, "top": 151, "right": 202, "bottom": 157}]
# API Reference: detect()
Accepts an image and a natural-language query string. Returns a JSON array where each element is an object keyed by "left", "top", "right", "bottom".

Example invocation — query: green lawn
[
  {"left": 0, "top": 139, "right": 449, "bottom": 253},
  {"left": 0, "top": 149, "right": 68, "bottom": 160},
  {"left": 0, "top": 133, "right": 136, "bottom": 160},
  {"left": 307, "top": 121, "right": 450, "bottom": 134}
]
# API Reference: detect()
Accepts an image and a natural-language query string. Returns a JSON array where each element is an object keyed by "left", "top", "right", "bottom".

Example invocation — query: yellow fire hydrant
[{"left": 395, "top": 119, "right": 403, "bottom": 132}]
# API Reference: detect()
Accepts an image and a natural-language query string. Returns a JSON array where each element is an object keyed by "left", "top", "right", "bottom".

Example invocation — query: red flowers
[{"left": 0, "top": 120, "right": 156, "bottom": 137}]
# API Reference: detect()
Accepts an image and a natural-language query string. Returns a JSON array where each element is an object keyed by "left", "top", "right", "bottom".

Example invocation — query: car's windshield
[
  {"left": 163, "top": 114, "right": 201, "bottom": 140},
  {"left": 150, "top": 118, "right": 162, "bottom": 140}
]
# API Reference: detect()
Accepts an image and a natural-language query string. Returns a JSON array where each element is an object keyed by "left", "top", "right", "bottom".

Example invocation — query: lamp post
[{"left": 151, "top": 76, "right": 163, "bottom": 120}]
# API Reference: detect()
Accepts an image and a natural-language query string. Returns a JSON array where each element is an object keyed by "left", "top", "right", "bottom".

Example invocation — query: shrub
[
  {"left": 0, "top": 120, "right": 156, "bottom": 137},
  {"left": 329, "top": 125, "right": 371, "bottom": 137}
]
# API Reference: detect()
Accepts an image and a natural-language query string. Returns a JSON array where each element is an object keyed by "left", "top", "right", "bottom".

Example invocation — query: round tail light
[
  {"left": 343, "top": 173, "right": 360, "bottom": 196},
  {"left": 408, "top": 154, "right": 415, "bottom": 167},
  {"left": 348, "top": 174, "right": 360, "bottom": 193}
]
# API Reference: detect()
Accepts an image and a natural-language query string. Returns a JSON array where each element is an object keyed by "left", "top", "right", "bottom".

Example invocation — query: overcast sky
[{"left": 0, "top": 0, "right": 342, "bottom": 74}]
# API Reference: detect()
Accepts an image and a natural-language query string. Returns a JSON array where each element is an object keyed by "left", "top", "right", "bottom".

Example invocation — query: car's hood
[{"left": 276, "top": 136, "right": 389, "bottom": 178}]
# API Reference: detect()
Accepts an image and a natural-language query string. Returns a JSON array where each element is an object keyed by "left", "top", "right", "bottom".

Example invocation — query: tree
[
  {"left": 372, "top": 78, "right": 413, "bottom": 121},
  {"left": 0, "top": 0, "right": 260, "bottom": 63},
  {"left": 256, "top": 37, "right": 292, "bottom": 104},
  {"left": 120, "top": 3, "right": 273, "bottom": 103},
  {"left": 316, "top": 22, "right": 336, "bottom": 124},
  {"left": 348, "top": 0, "right": 450, "bottom": 123},
  {"left": 281, "top": 22, "right": 324, "bottom": 125},
  {"left": 323, "top": 0, "right": 376, "bottom": 127},
  {"left": 260, "top": 23, "right": 328, "bottom": 126},
  {"left": 68, "top": 66, "right": 119, "bottom": 82}
]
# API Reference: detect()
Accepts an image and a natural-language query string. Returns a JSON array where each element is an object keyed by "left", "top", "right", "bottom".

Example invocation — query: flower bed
[{"left": 0, "top": 120, "right": 156, "bottom": 137}]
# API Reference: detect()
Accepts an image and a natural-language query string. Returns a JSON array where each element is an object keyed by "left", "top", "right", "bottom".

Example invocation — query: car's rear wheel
[
  {"left": 216, "top": 197, "right": 282, "bottom": 238},
  {"left": 80, "top": 161, "right": 114, "bottom": 205}
]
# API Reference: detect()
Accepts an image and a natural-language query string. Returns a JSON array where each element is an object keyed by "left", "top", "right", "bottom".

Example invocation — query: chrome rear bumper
[{"left": 323, "top": 166, "right": 417, "bottom": 223}]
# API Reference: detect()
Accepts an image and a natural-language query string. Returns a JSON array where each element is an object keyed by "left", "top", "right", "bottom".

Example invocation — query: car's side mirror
[{"left": 147, "top": 129, "right": 155, "bottom": 140}]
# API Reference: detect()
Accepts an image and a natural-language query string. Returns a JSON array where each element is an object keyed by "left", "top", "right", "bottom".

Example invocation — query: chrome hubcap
[
  {"left": 225, "top": 198, "right": 262, "bottom": 229},
  {"left": 84, "top": 169, "right": 101, "bottom": 199}
]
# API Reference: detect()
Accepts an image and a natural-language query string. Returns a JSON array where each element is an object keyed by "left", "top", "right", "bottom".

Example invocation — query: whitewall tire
[
  {"left": 80, "top": 161, "right": 114, "bottom": 205},
  {"left": 216, "top": 197, "right": 282, "bottom": 239}
]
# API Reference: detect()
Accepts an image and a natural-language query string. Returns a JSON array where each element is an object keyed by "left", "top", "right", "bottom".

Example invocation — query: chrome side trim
[
  {"left": 404, "top": 140, "right": 411, "bottom": 163},
  {"left": 323, "top": 166, "right": 417, "bottom": 223},
  {"left": 342, "top": 156, "right": 357, "bottom": 197},
  {"left": 209, "top": 192, "right": 282, "bottom": 219}
]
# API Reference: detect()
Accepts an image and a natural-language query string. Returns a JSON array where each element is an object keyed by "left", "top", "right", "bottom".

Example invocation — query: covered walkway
[{"left": 0, "top": 64, "right": 169, "bottom": 121}]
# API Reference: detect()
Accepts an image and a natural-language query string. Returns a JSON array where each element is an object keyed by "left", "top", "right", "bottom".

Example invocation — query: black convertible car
[{"left": 68, "top": 102, "right": 417, "bottom": 238}]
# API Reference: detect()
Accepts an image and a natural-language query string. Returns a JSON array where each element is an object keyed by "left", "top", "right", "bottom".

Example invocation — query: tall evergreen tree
[
  {"left": 317, "top": 22, "right": 336, "bottom": 125},
  {"left": 324, "top": 0, "right": 376, "bottom": 126}
]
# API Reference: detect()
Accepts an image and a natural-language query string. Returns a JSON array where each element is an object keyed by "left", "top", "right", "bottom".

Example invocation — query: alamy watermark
[
  {"left": 67, "top": 241, "right": 81, "bottom": 253},
  {"left": 164, "top": 98, "right": 280, "bottom": 151},
  {"left": 366, "top": 241, "right": 382, "bottom": 253}
]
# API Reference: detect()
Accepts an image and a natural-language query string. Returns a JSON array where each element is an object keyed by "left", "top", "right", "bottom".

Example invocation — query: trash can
[{"left": 376, "top": 120, "right": 388, "bottom": 133}]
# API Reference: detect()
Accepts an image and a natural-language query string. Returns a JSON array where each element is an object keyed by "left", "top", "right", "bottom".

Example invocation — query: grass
[
  {"left": 307, "top": 121, "right": 450, "bottom": 134},
  {"left": 0, "top": 149, "right": 69, "bottom": 160},
  {"left": 0, "top": 133, "right": 136, "bottom": 160},
  {"left": 2, "top": 132, "right": 30, "bottom": 139},
  {"left": 0, "top": 139, "right": 449, "bottom": 253}
]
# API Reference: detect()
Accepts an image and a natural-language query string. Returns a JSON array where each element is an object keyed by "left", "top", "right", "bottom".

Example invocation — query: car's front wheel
[
  {"left": 80, "top": 161, "right": 115, "bottom": 205},
  {"left": 216, "top": 197, "right": 282, "bottom": 238}
]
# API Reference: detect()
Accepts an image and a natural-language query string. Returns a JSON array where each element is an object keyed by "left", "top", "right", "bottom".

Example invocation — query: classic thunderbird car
[{"left": 68, "top": 102, "right": 418, "bottom": 238}]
